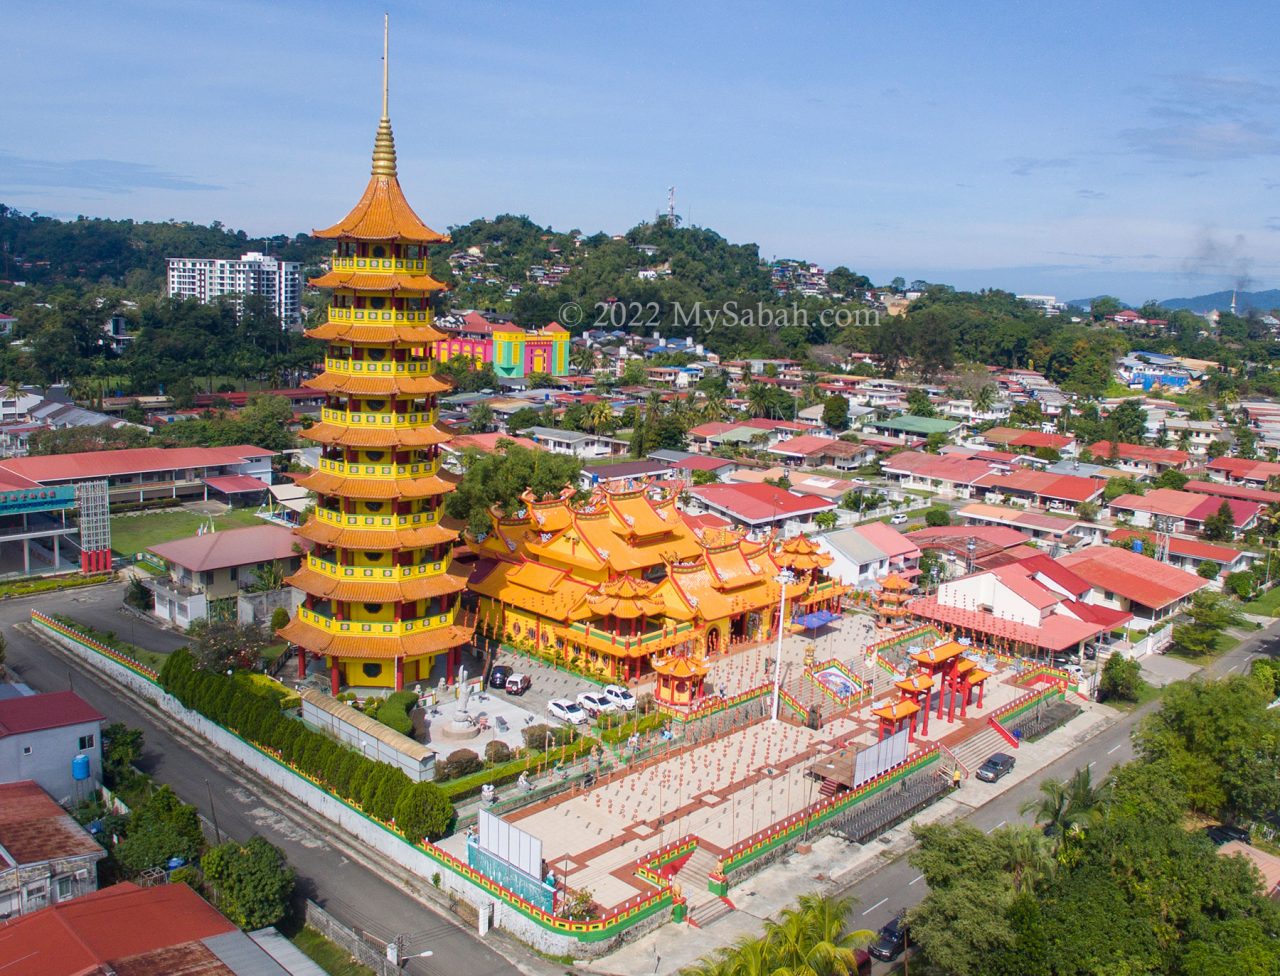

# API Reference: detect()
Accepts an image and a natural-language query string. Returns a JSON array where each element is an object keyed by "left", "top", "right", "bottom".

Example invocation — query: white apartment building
[{"left": 166, "top": 251, "right": 301, "bottom": 325}]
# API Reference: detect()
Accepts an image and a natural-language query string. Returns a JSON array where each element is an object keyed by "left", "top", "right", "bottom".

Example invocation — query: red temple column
[
  {"left": 395, "top": 657, "right": 405, "bottom": 691},
  {"left": 330, "top": 662, "right": 341, "bottom": 696},
  {"left": 446, "top": 646, "right": 459, "bottom": 685},
  {"left": 296, "top": 647, "right": 307, "bottom": 680}
]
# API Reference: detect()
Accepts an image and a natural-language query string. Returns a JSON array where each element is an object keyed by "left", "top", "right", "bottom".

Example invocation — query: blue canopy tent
[{"left": 792, "top": 609, "right": 838, "bottom": 632}]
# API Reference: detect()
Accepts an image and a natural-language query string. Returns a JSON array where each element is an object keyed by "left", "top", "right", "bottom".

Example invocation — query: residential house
[
  {"left": 146, "top": 524, "right": 305, "bottom": 627},
  {"left": 0, "top": 691, "right": 103, "bottom": 801},
  {"left": 815, "top": 523, "right": 920, "bottom": 586},
  {"left": 979, "top": 427, "right": 1076, "bottom": 456},
  {"left": 683, "top": 482, "right": 834, "bottom": 535},
  {"left": 0, "top": 780, "right": 105, "bottom": 917},
  {"left": 979, "top": 470, "right": 1104, "bottom": 514},
  {"left": 1058, "top": 545, "right": 1208, "bottom": 625},
  {"left": 1107, "top": 488, "right": 1259, "bottom": 536},
  {"left": 524, "top": 426, "right": 628, "bottom": 460},
  {"left": 1087, "top": 442, "right": 1191, "bottom": 479},
  {"left": 880, "top": 451, "right": 996, "bottom": 499},
  {"left": 909, "top": 553, "right": 1132, "bottom": 658},
  {"left": 1107, "top": 529, "right": 1252, "bottom": 581},
  {"left": 581, "top": 459, "right": 674, "bottom": 488},
  {"left": 768, "top": 435, "right": 873, "bottom": 471},
  {"left": 1206, "top": 457, "right": 1280, "bottom": 489}
]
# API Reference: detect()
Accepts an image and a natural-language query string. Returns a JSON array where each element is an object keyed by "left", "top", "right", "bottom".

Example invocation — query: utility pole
[{"left": 204, "top": 779, "right": 222, "bottom": 845}]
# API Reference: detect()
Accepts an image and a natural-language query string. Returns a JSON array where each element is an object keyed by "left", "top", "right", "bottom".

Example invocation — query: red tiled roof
[
  {"left": 983, "top": 427, "right": 1075, "bottom": 450},
  {"left": 740, "top": 418, "right": 808, "bottom": 432},
  {"left": 672, "top": 456, "right": 734, "bottom": 472},
  {"left": 1107, "top": 529, "right": 1245, "bottom": 566},
  {"left": 881, "top": 450, "right": 994, "bottom": 484},
  {"left": 201, "top": 474, "right": 269, "bottom": 494},
  {"left": 1089, "top": 442, "right": 1190, "bottom": 466},
  {"left": 687, "top": 422, "right": 738, "bottom": 438},
  {"left": 908, "top": 524, "right": 1029, "bottom": 552},
  {"left": 981, "top": 469, "right": 1103, "bottom": 503},
  {"left": 148, "top": 524, "right": 302, "bottom": 573},
  {"left": 0, "top": 691, "right": 102, "bottom": 736},
  {"left": 1184, "top": 479, "right": 1280, "bottom": 505},
  {"left": 0, "top": 445, "right": 273, "bottom": 484},
  {"left": 688, "top": 482, "right": 833, "bottom": 523},
  {"left": 1058, "top": 545, "right": 1207, "bottom": 610},
  {"left": 682, "top": 512, "right": 732, "bottom": 531},
  {"left": 769, "top": 435, "right": 843, "bottom": 457},
  {"left": 445, "top": 432, "right": 540, "bottom": 453},
  {"left": 0, "top": 882, "right": 236, "bottom": 975},
  {"left": 1016, "top": 553, "right": 1091, "bottom": 599},
  {"left": 0, "top": 781, "right": 104, "bottom": 863},
  {"left": 909, "top": 595, "right": 1112, "bottom": 651},
  {"left": 854, "top": 520, "right": 921, "bottom": 561},
  {"left": 1207, "top": 457, "right": 1280, "bottom": 482}
]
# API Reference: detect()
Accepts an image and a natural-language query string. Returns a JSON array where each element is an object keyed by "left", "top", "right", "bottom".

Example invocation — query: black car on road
[
  {"left": 975, "top": 752, "right": 1016, "bottom": 782},
  {"left": 1204, "top": 824, "right": 1250, "bottom": 846},
  {"left": 488, "top": 665, "right": 512, "bottom": 689},
  {"left": 869, "top": 914, "right": 909, "bottom": 962}
]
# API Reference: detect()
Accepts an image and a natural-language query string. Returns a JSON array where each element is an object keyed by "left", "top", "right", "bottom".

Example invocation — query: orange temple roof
[
  {"left": 872, "top": 698, "right": 921, "bottom": 721},
  {"left": 285, "top": 565, "right": 469, "bottom": 603},
  {"left": 294, "top": 517, "right": 461, "bottom": 551},
  {"left": 279, "top": 618, "right": 472, "bottom": 660},
  {"left": 652, "top": 654, "right": 709, "bottom": 679},
  {"left": 895, "top": 673, "right": 936, "bottom": 694},
  {"left": 306, "top": 322, "right": 449, "bottom": 344},
  {"left": 302, "top": 422, "right": 452, "bottom": 450},
  {"left": 294, "top": 468, "right": 459, "bottom": 500},
  {"left": 585, "top": 575, "right": 666, "bottom": 618},
  {"left": 774, "top": 534, "right": 833, "bottom": 572},
  {"left": 910, "top": 640, "right": 968, "bottom": 666},
  {"left": 879, "top": 573, "right": 914, "bottom": 592},
  {"left": 308, "top": 269, "right": 448, "bottom": 292},
  {"left": 304, "top": 372, "right": 451, "bottom": 397}
]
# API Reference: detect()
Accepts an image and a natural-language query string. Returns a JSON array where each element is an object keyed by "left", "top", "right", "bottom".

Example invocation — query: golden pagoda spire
[{"left": 371, "top": 13, "right": 397, "bottom": 178}]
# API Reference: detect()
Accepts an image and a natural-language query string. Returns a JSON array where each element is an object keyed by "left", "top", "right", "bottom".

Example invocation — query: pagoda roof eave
[
  {"left": 312, "top": 173, "right": 451, "bottom": 244},
  {"left": 295, "top": 516, "right": 462, "bottom": 550},
  {"left": 279, "top": 618, "right": 472, "bottom": 660}
]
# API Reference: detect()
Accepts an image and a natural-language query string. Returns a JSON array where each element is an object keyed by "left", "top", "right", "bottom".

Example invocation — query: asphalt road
[
  {"left": 2, "top": 584, "right": 521, "bottom": 976},
  {"left": 846, "top": 620, "right": 1280, "bottom": 969}
]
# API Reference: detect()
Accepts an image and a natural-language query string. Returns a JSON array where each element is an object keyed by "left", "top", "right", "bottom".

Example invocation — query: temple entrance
[{"left": 706, "top": 628, "right": 721, "bottom": 657}]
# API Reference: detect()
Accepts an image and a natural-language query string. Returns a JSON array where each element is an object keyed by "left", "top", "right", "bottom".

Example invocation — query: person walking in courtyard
[{"left": 952, "top": 766, "right": 962, "bottom": 791}]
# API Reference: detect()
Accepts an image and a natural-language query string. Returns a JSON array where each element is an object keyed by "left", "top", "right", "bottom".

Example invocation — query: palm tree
[
  {"left": 700, "top": 392, "right": 728, "bottom": 423},
  {"left": 467, "top": 402, "right": 494, "bottom": 433},
  {"left": 992, "top": 825, "right": 1053, "bottom": 893},
  {"left": 1064, "top": 766, "right": 1110, "bottom": 823},
  {"left": 570, "top": 344, "right": 597, "bottom": 374},
  {"left": 1020, "top": 777, "right": 1071, "bottom": 836},
  {"left": 766, "top": 894, "right": 873, "bottom": 976},
  {"left": 588, "top": 401, "right": 614, "bottom": 435},
  {"left": 973, "top": 383, "right": 997, "bottom": 415},
  {"left": 746, "top": 383, "right": 772, "bottom": 419}
]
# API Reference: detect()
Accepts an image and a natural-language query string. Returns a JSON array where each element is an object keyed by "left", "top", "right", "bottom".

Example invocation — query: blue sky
[{"left": 5, "top": 0, "right": 1279, "bottom": 303}]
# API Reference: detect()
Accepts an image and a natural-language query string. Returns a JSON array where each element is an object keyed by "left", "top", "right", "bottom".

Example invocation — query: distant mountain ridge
[{"left": 1158, "top": 289, "right": 1280, "bottom": 313}]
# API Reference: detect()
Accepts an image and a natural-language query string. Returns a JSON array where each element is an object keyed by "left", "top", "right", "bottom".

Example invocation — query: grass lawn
[
  {"left": 289, "top": 926, "right": 377, "bottom": 976},
  {"left": 110, "top": 507, "right": 264, "bottom": 556},
  {"left": 1245, "top": 587, "right": 1280, "bottom": 617},
  {"left": 1167, "top": 628, "right": 1243, "bottom": 665}
]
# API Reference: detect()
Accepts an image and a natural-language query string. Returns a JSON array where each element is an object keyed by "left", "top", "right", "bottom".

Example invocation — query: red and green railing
[
  {"left": 713, "top": 746, "right": 940, "bottom": 886},
  {"left": 31, "top": 610, "right": 160, "bottom": 682},
  {"left": 634, "top": 834, "right": 698, "bottom": 888},
  {"left": 655, "top": 683, "right": 770, "bottom": 723},
  {"left": 988, "top": 683, "right": 1066, "bottom": 747}
]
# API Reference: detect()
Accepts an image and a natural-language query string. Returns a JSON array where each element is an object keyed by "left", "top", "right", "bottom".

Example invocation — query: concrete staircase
[
  {"left": 676, "top": 846, "right": 735, "bottom": 928},
  {"left": 950, "top": 724, "right": 1010, "bottom": 771}
]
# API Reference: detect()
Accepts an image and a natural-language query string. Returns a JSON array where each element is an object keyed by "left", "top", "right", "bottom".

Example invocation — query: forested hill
[{"left": 0, "top": 205, "right": 330, "bottom": 291}]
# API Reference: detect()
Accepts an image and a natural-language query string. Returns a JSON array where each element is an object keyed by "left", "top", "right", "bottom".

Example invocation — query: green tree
[
  {"left": 394, "top": 781, "right": 456, "bottom": 843},
  {"left": 925, "top": 506, "right": 951, "bottom": 527},
  {"left": 814, "top": 510, "right": 837, "bottom": 530},
  {"left": 467, "top": 402, "right": 494, "bottom": 433},
  {"left": 1153, "top": 467, "right": 1190, "bottom": 490},
  {"left": 188, "top": 619, "right": 269, "bottom": 672},
  {"left": 202, "top": 836, "right": 295, "bottom": 929},
  {"left": 101, "top": 722, "right": 144, "bottom": 787},
  {"left": 820, "top": 394, "right": 849, "bottom": 431},
  {"left": 444, "top": 444, "right": 583, "bottom": 537},
  {"left": 906, "top": 388, "right": 937, "bottom": 417},
  {"left": 1198, "top": 560, "right": 1221, "bottom": 580},
  {"left": 1098, "top": 653, "right": 1143, "bottom": 703},
  {"left": 1203, "top": 500, "right": 1237, "bottom": 541},
  {"left": 114, "top": 785, "right": 204, "bottom": 875}
]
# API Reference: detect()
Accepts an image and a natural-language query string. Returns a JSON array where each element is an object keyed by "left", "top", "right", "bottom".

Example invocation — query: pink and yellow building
[{"left": 434, "top": 312, "right": 570, "bottom": 379}]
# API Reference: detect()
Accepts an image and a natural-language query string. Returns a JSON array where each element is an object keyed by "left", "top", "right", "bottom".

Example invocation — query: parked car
[
  {"left": 849, "top": 948, "right": 872, "bottom": 976},
  {"left": 547, "top": 698, "right": 588, "bottom": 725},
  {"left": 975, "top": 752, "right": 1016, "bottom": 782},
  {"left": 488, "top": 665, "right": 512, "bottom": 689},
  {"left": 504, "top": 673, "right": 531, "bottom": 696},
  {"left": 890, "top": 513, "right": 909, "bottom": 524},
  {"left": 1204, "top": 823, "right": 1250, "bottom": 846},
  {"left": 1083, "top": 645, "right": 1098, "bottom": 660},
  {"left": 576, "top": 691, "right": 616, "bottom": 718},
  {"left": 868, "top": 914, "right": 909, "bottom": 962},
  {"left": 1061, "top": 663, "right": 1085, "bottom": 682},
  {"left": 603, "top": 684, "right": 637, "bottom": 711}
]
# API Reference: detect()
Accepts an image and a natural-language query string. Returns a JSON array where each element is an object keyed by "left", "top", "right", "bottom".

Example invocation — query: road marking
[
  {"left": 862, "top": 897, "right": 888, "bottom": 916},
  {"left": 1228, "top": 664, "right": 1240, "bottom": 673},
  {"left": 909, "top": 874, "right": 925, "bottom": 885},
  {"left": 1087, "top": 761, "right": 1096, "bottom": 769},
  {"left": 985, "top": 820, "right": 1006, "bottom": 834},
  {"left": 1107, "top": 744, "right": 1122, "bottom": 755}
]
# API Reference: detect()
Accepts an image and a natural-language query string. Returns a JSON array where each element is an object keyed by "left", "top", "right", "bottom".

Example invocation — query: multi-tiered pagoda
[{"left": 280, "top": 26, "right": 473, "bottom": 693}]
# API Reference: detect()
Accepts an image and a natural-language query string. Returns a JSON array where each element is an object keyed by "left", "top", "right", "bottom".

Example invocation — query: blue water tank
[
  {"left": 72, "top": 754, "right": 90, "bottom": 781},
  {"left": 1133, "top": 539, "right": 1144, "bottom": 554}
]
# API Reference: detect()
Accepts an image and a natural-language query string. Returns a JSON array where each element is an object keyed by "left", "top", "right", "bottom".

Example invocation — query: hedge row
[
  {"left": 159, "top": 649, "right": 453, "bottom": 841},
  {"left": 598, "top": 712, "right": 665, "bottom": 744},
  {"left": 439, "top": 735, "right": 599, "bottom": 801},
  {"left": 0, "top": 574, "right": 112, "bottom": 599}
]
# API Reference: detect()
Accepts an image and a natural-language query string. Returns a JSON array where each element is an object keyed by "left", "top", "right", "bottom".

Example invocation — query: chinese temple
[
  {"left": 468, "top": 480, "right": 839, "bottom": 680},
  {"left": 278, "top": 24, "right": 473, "bottom": 692}
]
